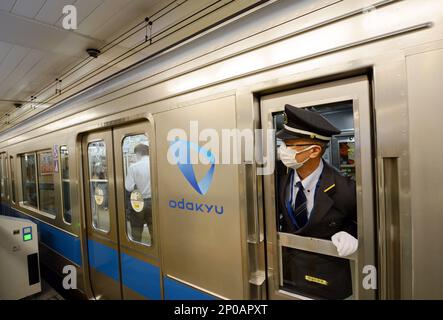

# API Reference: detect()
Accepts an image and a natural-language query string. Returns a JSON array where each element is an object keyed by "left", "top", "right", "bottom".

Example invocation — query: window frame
[
  {"left": 60, "top": 145, "right": 72, "bottom": 225},
  {"left": 36, "top": 150, "right": 57, "bottom": 217},
  {"left": 121, "top": 133, "right": 153, "bottom": 247},
  {"left": 87, "top": 139, "right": 111, "bottom": 234},
  {"left": 9, "top": 155, "right": 16, "bottom": 205},
  {"left": 20, "top": 152, "right": 39, "bottom": 210},
  {"left": 19, "top": 150, "right": 58, "bottom": 220},
  {"left": 0, "top": 153, "right": 6, "bottom": 202}
]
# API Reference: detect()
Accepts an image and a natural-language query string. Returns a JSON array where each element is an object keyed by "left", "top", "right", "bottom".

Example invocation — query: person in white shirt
[{"left": 125, "top": 143, "right": 152, "bottom": 242}]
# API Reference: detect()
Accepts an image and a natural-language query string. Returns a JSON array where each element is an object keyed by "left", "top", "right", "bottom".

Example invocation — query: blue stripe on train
[
  {"left": 1, "top": 204, "right": 216, "bottom": 300},
  {"left": 87, "top": 239, "right": 161, "bottom": 300},
  {"left": 0, "top": 204, "right": 82, "bottom": 266},
  {"left": 87, "top": 238, "right": 214, "bottom": 300},
  {"left": 164, "top": 277, "right": 217, "bottom": 300},
  {"left": 87, "top": 239, "right": 120, "bottom": 282},
  {"left": 121, "top": 252, "right": 161, "bottom": 300}
]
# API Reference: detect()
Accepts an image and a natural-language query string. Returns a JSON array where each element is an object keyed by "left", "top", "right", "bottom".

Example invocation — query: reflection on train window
[
  {"left": 60, "top": 146, "right": 71, "bottom": 225},
  {"left": 37, "top": 151, "right": 56, "bottom": 216},
  {"left": 21, "top": 153, "right": 38, "bottom": 208},
  {"left": 273, "top": 101, "right": 356, "bottom": 300},
  {"left": 122, "top": 134, "right": 152, "bottom": 246},
  {"left": 10, "top": 156, "right": 16, "bottom": 204},
  {"left": 88, "top": 140, "right": 110, "bottom": 233},
  {"left": 338, "top": 139, "right": 355, "bottom": 178}
]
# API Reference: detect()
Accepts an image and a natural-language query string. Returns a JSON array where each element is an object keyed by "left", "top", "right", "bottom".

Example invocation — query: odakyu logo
[
  {"left": 168, "top": 199, "right": 224, "bottom": 215},
  {"left": 168, "top": 139, "right": 215, "bottom": 195},
  {"left": 168, "top": 139, "right": 223, "bottom": 215}
]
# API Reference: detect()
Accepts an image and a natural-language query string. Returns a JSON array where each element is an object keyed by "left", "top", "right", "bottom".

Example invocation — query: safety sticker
[
  {"left": 130, "top": 190, "right": 144, "bottom": 213},
  {"left": 94, "top": 186, "right": 105, "bottom": 206}
]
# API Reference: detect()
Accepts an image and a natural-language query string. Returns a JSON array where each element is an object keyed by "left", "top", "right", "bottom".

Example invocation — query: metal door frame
[{"left": 260, "top": 76, "right": 376, "bottom": 300}]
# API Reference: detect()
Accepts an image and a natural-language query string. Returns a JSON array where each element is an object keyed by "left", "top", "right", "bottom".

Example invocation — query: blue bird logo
[{"left": 169, "top": 140, "right": 215, "bottom": 195}]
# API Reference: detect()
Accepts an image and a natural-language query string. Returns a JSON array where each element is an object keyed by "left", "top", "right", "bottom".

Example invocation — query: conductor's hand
[{"left": 331, "top": 231, "right": 358, "bottom": 257}]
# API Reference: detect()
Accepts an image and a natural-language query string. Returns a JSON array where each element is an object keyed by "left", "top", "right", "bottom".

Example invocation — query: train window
[
  {"left": 21, "top": 153, "right": 38, "bottom": 208},
  {"left": 60, "top": 146, "right": 71, "bottom": 225},
  {"left": 1, "top": 154, "right": 9, "bottom": 201},
  {"left": 10, "top": 156, "right": 16, "bottom": 204},
  {"left": 88, "top": 140, "right": 110, "bottom": 233},
  {"left": 0, "top": 154, "right": 5, "bottom": 200},
  {"left": 122, "top": 134, "right": 152, "bottom": 246},
  {"left": 274, "top": 102, "right": 357, "bottom": 300},
  {"left": 37, "top": 151, "right": 56, "bottom": 217}
]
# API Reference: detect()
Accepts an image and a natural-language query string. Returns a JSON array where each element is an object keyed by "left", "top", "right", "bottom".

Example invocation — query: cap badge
[{"left": 283, "top": 112, "right": 288, "bottom": 124}]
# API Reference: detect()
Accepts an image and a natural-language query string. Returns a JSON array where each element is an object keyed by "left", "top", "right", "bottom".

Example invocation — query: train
[{"left": 0, "top": 0, "right": 443, "bottom": 300}]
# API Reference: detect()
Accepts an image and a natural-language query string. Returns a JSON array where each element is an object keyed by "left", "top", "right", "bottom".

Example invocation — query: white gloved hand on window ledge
[{"left": 331, "top": 231, "right": 358, "bottom": 257}]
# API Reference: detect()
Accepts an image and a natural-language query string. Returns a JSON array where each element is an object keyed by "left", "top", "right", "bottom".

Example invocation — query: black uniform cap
[{"left": 276, "top": 104, "right": 341, "bottom": 141}]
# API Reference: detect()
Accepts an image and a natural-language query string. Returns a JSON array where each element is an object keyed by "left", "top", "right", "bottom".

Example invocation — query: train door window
[
  {"left": 88, "top": 140, "right": 110, "bottom": 233},
  {"left": 273, "top": 102, "right": 356, "bottom": 300},
  {"left": 122, "top": 134, "right": 152, "bottom": 246},
  {"left": 60, "top": 146, "right": 72, "bottom": 224},
  {"left": 261, "top": 77, "right": 376, "bottom": 300},
  {"left": 37, "top": 151, "right": 56, "bottom": 217},
  {"left": 21, "top": 153, "right": 38, "bottom": 208},
  {"left": 10, "top": 156, "right": 16, "bottom": 204}
]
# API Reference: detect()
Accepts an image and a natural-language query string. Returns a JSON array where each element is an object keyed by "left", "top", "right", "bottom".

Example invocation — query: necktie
[{"left": 293, "top": 181, "right": 308, "bottom": 229}]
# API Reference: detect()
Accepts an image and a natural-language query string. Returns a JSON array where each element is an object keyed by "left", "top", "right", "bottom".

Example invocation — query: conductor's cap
[{"left": 276, "top": 104, "right": 341, "bottom": 141}]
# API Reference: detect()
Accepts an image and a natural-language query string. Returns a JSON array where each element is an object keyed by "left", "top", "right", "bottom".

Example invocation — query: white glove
[{"left": 331, "top": 231, "right": 358, "bottom": 257}]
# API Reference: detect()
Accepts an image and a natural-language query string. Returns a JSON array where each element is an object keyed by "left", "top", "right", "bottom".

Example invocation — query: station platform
[{"left": 24, "top": 280, "right": 64, "bottom": 301}]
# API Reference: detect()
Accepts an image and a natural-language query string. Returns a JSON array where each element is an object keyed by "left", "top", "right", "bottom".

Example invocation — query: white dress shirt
[
  {"left": 125, "top": 156, "right": 151, "bottom": 199},
  {"left": 287, "top": 160, "right": 324, "bottom": 219}
]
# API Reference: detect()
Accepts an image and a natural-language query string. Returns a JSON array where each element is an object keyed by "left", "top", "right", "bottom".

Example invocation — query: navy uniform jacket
[{"left": 277, "top": 161, "right": 357, "bottom": 299}]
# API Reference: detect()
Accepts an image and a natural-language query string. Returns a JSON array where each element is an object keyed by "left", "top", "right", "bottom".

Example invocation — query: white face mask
[{"left": 278, "top": 142, "right": 316, "bottom": 170}]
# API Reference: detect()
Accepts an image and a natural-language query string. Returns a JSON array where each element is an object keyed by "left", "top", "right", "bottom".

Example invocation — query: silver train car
[{"left": 0, "top": 0, "right": 442, "bottom": 300}]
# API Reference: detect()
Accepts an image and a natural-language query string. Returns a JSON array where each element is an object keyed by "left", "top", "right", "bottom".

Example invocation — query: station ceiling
[
  {"left": 0, "top": 0, "right": 264, "bottom": 133},
  {"left": 0, "top": 0, "right": 160, "bottom": 128}
]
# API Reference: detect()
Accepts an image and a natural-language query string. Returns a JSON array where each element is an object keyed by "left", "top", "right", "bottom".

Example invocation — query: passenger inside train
[{"left": 124, "top": 140, "right": 152, "bottom": 246}]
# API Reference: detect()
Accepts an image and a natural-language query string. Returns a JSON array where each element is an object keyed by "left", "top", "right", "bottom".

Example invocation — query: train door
[
  {"left": 261, "top": 76, "right": 376, "bottom": 300},
  {"left": 82, "top": 121, "right": 160, "bottom": 300}
]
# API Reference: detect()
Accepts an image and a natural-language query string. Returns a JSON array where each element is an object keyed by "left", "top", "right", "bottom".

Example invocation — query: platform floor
[{"left": 24, "top": 280, "right": 64, "bottom": 300}]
